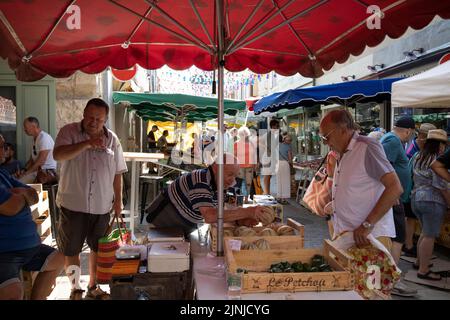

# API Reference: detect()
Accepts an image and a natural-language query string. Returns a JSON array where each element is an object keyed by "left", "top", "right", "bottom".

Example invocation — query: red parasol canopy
[{"left": 1, "top": 0, "right": 449, "bottom": 81}]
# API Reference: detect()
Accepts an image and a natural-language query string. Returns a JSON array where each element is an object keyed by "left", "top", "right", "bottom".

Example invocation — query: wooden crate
[
  {"left": 210, "top": 218, "right": 304, "bottom": 252},
  {"left": 30, "top": 191, "right": 49, "bottom": 219},
  {"left": 437, "top": 213, "right": 450, "bottom": 249},
  {"left": 35, "top": 212, "right": 51, "bottom": 236},
  {"left": 40, "top": 229, "right": 53, "bottom": 246},
  {"left": 224, "top": 239, "right": 354, "bottom": 293}
]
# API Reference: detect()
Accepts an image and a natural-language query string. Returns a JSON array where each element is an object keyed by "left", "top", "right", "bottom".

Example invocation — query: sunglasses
[
  {"left": 33, "top": 145, "right": 37, "bottom": 156},
  {"left": 319, "top": 127, "right": 338, "bottom": 143}
]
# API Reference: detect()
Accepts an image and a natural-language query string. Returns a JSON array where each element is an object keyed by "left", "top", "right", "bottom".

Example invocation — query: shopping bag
[
  {"left": 332, "top": 232, "right": 401, "bottom": 299},
  {"left": 302, "top": 156, "right": 332, "bottom": 216},
  {"left": 96, "top": 214, "right": 131, "bottom": 284},
  {"left": 250, "top": 171, "right": 263, "bottom": 196}
]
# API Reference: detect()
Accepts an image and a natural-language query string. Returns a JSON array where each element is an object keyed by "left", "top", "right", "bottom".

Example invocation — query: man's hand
[
  {"left": 251, "top": 206, "right": 272, "bottom": 223},
  {"left": 353, "top": 224, "right": 371, "bottom": 248},
  {"left": 10, "top": 187, "right": 39, "bottom": 206},
  {"left": 87, "top": 136, "right": 106, "bottom": 150},
  {"left": 113, "top": 199, "right": 123, "bottom": 218}
]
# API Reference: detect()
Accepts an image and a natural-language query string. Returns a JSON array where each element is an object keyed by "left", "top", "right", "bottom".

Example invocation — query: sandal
[
  {"left": 417, "top": 271, "right": 442, "bottom": 281},
  {"left": 413, "top": 263, "right": 433, "bottom": 270},
  {"left": 69, "top": 289, "right": 84, "bottom": 300},
  {"left": 86, "top": 285, "right": 110, "bottom": 300}
]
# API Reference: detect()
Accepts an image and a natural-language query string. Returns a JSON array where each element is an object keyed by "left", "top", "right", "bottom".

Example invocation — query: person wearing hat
[
  {"left": 431, "top": 144, "right": 450, "bottom": 182},
  {"left": 406, "top": 123, "right": 436, "bottom": 159},
  {"left": 147, "top": 125, "right": 159, "bottom": 153},
  {"left": 411, "top": 129, "right": 450, "bottom": 281},
  {"left": 403, "top": 123, "right": 437, "bottom": 258},
  {"left": 380, "top": 116, "right": 417, "bottom": 296}
]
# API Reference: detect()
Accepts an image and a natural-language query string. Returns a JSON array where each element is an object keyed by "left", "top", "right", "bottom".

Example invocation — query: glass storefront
[
  {"left": 349, "top": 102, "right": 383, "bottom": 135},
  {"left": 0, "top": 87, "right": 17, "bottom": 149},
  {"left": 283, "top": 106, "right": 322, "bottom": 160}
]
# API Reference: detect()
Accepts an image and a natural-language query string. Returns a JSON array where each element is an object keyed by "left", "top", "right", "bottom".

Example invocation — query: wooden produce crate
[
  {"left": 35, "top": 211, "right": 51, "bottom": 236},
  {"left": 30, "top": 190, "right": 49, "bottom": 219},
  {"left": 437, "top": 213, "right": 450, "bottom": 249},
  {"left": 210, "top": 218, "right": 304, "bottom": 252},
  {"left": 224, "top": 239, "right": 354, "bottom": 294}
]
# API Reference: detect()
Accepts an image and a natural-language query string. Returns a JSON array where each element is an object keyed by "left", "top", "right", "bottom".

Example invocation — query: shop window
[{"left": 349, "top": 102, "right": 382, "bottom": 135}]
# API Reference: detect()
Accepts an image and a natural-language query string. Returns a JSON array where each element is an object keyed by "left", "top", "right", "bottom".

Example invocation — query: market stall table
[{"left": 190, "top": 234, "right": 363, "bottom": 300}]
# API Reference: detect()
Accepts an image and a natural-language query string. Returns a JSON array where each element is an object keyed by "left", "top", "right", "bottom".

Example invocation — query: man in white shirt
[
  {"left": 319, "top": 110, "right": 403, "bottom": 248},
  {"left": 19, "top": 117, "right": 57, "bottom": 183},
  {"left": 53, "top": 98, "right": 127, "bottom": 300}
]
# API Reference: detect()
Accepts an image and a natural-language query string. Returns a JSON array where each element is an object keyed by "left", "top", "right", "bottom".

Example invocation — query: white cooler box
[{"left": 148, "top": 241, "right": 190, "bottom": 273}]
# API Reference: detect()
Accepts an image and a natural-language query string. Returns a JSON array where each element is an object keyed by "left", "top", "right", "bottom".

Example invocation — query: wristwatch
[{"left": 362, "top": 221, "right": 374, "bottom": 230}]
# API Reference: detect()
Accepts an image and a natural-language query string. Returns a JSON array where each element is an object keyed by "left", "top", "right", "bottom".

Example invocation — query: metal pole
[
  {"left": 216, "top": 0, "right": 225, "bottom": 257},
  {"left": 140, "top": 117, "right": 143, "bottom": 152},
  {"left": 102, "top": 68, "right": 115, "bottom": 131}
]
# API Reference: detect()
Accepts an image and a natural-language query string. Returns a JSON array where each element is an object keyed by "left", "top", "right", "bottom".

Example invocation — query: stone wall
[{"left": 55, "top": 72, "right": 102, "bottom": 132}]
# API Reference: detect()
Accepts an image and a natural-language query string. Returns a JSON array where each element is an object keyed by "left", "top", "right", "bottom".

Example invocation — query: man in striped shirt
[{"left": 146, "top": 154, "right": 269, "bottom": 235}]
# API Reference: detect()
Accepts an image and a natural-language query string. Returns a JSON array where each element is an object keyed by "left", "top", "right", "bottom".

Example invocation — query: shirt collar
[
  {"left": 345, "top": 131, "right": 358, "bottom": 153},
  {"left": 79, "top": 121, "right": 108, "bottom": 137}
]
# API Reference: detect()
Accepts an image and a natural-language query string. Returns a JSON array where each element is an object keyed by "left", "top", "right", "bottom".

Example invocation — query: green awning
[{"left": 113, "top": 92, "right": 246, "bottom": 122}]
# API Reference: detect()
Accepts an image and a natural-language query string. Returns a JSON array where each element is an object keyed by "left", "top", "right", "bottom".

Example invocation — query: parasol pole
[{"left": 216, "top": 0, "right": 225, "bottom": 257}]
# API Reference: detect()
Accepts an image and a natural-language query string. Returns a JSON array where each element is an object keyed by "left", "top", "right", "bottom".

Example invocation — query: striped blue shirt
[{"left": 167, "top": 167, "right": 217, "bottom": 224}]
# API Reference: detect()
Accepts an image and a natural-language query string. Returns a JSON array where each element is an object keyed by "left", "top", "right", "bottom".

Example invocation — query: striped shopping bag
[{"left": 96, "top": 215, "right": 130, "bottom": 284}]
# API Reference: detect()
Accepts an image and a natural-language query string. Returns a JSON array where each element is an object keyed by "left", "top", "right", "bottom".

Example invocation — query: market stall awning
[
  {"left": 113, "top": 92, "right": 246, "bottom": 122},
  {"left": 253, "top": 78, "right": 402, "bottom": 114},
  {"left": 391, "top": 61, "right": 450, "bottom": 108},
  {"left": 1, "top": 1, "right": 449, "bottom": 81}
]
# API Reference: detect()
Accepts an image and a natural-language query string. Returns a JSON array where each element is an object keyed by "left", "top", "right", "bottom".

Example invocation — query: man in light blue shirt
[{"left": 380, "top": 116, "right": 417, "bottom": 297}]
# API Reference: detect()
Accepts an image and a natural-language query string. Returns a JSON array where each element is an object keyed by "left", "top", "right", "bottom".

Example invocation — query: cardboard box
[{"left": 148, "top": 241, "right": 190, "bottom": 273}]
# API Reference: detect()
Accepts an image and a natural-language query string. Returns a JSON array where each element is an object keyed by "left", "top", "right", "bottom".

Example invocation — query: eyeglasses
[
  {"left": 319, "top": 127, "right": 338, "bottom": 143},
  {"left": 33, "top": 145, "right": 37, "bottom": 156}
]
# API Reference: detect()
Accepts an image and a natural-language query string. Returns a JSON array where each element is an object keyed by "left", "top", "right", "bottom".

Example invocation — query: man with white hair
[
  {"left": 319, "top": 110, "right": 402, "bottom": 249},
  {"left": 146, "top": 153, "right": 269, "bottom": 235}
]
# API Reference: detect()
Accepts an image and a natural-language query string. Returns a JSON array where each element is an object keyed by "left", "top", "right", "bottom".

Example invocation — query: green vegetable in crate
[
  {"left": 291, "top": 262, "right": 304, "bottom": 272},
  {"left": 270, "top": 267, "right": 283, "bottom": 273},
  {"left": 311, "top": 254, "right": 326, "bottom": 266},
  {"left": 302, "top": 262, "right": 311, "bottom": 272}
]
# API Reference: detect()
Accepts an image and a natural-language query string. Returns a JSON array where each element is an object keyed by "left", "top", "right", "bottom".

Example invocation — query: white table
[
  {"left": 190, "top": 235, "right": 363, "bottom": 300},
  {"left": 123, "top": 152, "right": 165, "bottom": 235}
]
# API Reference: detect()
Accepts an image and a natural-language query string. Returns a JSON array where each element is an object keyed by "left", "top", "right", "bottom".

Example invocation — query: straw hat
[{"left": 426, "top": 129, "right": 448, "bottom": 143}]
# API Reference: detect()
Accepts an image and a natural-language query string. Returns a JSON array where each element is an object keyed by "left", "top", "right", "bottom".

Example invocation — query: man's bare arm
[{"left": 0, "top": 188, "right": 38, "bottom": 216}]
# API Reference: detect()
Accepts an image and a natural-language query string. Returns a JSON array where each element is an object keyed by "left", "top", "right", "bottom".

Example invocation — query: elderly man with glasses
[{"left": 319, "top": 110, "right": 403, "bottom": 252}]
